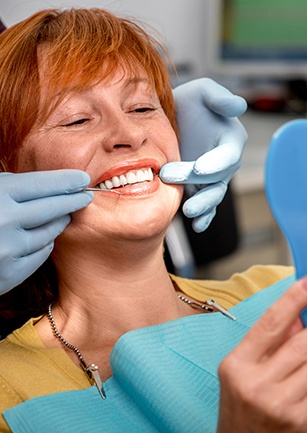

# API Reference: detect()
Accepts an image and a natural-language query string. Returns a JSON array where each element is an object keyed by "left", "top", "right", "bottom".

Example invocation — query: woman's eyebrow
[
  {"left": 123, "top": 77, "right": 150, "bottom": 90},
  {"left": 122, "top": 77, "right": 158, "bottom": 100}
]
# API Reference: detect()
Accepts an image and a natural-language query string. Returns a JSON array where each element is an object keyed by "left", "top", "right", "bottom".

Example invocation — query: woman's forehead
[
  {"left": 38, "top": 44, "right": 154, "bottom": 93},
  {"left": 35, "top": 51, "right": 158, "bottom": 125}
]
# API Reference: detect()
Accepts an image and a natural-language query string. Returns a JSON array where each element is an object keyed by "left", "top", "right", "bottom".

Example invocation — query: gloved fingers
[
  {"left": 0, "top": 242, "right": 55, "bottom": 294},
  {"left": 18, "top": 215, "right": 71, "bottom": 256},
  {"left": 160, "top": 119, "right": 247, "bottom": 185},
  {"left": 193, "top": 125, "right": 247, "bottom": 177},
  {"left": 197, "top": 79, "right": 247, "bottom": 117},
  {"left": 0, "top": 169, "right": 90, "bottom": 202},
  {"left": 183, "top": 182, "right": 227, "bottom": 218},
  {"left": 160, "top": 154, "right": 239, "bottom": 185},
  {"left": 19, "top": 191, "right": 93, "bottom": 229},
  {"left": 160, "top": 159, "right": 237, "bottom": 185},
  {"left": 193, "top": 144, "right": 241, "bottom": 180},
  {"left": 173, "top": 78, "right": 247, "bottom": 118},
  {"left": 159, "top": 161, "right": 196, "bottom": 183},
  {"left": 191, "top": 207, "right": 217, "bottom": 233},
  {"left": 0, "top": 216, "right": 71, "bottom": 294}
]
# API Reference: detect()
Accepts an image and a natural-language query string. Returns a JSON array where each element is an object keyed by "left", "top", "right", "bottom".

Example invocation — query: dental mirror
[{"left": 265, "top": 119, "right": 307, "bottom": 326}]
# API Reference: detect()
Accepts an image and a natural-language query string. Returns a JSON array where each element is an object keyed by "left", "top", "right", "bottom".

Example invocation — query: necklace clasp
[{"left": 85, "top": 364, "right": 106, "bottom": 399}]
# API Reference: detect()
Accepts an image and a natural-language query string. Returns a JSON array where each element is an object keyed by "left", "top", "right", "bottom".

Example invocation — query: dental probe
[{"left": 84, "top": 188, "right": 123, "bottom": 194}]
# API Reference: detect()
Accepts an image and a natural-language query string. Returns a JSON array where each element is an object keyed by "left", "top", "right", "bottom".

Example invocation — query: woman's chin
[
  {"left": 109, "top": 207, "right": 175, "bottom": 240},
  {"left": 64, "top": 185, "right": 183, "bottom": 243}
]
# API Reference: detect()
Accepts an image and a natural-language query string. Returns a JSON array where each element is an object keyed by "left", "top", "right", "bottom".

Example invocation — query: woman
[
  {"left": 0, "top": 8, "right": 305, "bottom": 433},
  {"left": 0, "top": 19, "right": 248, "bottom": 299}
]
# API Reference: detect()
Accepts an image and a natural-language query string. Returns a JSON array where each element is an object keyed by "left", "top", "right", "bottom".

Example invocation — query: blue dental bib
[{"left": 4, "top": 275, "right": 294, "bottom": 433}]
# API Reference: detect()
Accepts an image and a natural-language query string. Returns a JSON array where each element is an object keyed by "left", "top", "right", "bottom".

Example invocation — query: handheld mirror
[{"left": 265, "top": 119, "right": 307, "bottom": 326}]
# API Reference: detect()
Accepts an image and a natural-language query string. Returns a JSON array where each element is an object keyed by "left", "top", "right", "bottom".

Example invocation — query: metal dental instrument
[{"left": 84, "top": 188, "right": 123, "bottom": 194}]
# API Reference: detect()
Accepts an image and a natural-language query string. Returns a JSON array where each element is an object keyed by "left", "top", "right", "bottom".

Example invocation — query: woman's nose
[{"left": 106, "top": 111, "right": 147, "bottom": 151}]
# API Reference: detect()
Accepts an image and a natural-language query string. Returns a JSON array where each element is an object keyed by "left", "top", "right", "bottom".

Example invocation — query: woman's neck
[
  {"left": 49, "top": 236, "right": 189, "bottom": 343},
  {"left": 35, "top": 236, "right": 193, "bottom": 382}
]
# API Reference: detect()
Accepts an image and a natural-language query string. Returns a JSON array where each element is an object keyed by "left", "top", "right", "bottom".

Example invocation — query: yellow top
[{"left": 0, "top": 265, "right": 294, "bottom": 433}]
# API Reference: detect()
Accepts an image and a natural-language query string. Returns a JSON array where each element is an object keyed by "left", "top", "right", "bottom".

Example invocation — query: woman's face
[{"left": 16, "top": 65, "right": 183, "bottom": 244}]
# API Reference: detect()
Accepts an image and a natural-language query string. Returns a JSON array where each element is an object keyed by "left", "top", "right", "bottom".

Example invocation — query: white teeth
[
  {"left": 111, "top": 176, "right": 121, "bottom": 187},
  {"left": 105, "top": 179, "right": 113, "bottom": 189},
  {"left": 136, "top": 169, "right": 146, "bottom": 182},
  {"left": 119, "top": 175, "right": 128, "bottom": 186},
  {"left": 126, "top": 172, "right": 138, "bottom": 184},
  {"left": 97, "top": 168, "right": 154, "bottom": 190},
  {"left": 147, "top": 168, "right": 154, "bottom": 181}
]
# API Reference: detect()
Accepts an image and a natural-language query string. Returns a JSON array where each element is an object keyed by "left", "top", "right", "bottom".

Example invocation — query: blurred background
[{"left": 2, "top": 0, "right": 306, "bottom": 279}]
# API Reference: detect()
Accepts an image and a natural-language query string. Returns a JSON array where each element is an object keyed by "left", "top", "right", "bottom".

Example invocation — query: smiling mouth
[{"left": 95, "top": 168, "right": 155, "bottom": 190}]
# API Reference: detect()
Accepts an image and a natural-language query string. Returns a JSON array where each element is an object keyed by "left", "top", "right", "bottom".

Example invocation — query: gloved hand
[
  {"left": 160, "top": 78, "right": 248, "bottom": 233},
  {"left": 0, "top": 170, "right": 93, "bottom": 295}
]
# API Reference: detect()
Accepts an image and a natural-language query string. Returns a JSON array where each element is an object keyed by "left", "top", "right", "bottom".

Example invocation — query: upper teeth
[{"left": 97, "top": 168, "right": 154, "bottom": 190}]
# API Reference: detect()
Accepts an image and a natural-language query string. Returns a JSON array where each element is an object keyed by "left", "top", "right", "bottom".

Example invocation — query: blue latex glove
[
  {"left": 0, "top": 170, "right": 93, "bottom": 295},
  {"left": 160, "top": 78, "right": 248, "bottom": 233}
]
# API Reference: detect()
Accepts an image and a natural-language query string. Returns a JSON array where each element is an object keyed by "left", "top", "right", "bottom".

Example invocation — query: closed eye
[
  {"left": 62, "top": 118, "right": 90, "bottom": 127},
  {"left": 134, "top": 107, "right": 155, "bottom": 113}
]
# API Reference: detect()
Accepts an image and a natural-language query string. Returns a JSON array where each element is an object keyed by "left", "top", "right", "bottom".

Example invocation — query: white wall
[{"left": 1, "top": 0, "right": 212, "bottom": 81}]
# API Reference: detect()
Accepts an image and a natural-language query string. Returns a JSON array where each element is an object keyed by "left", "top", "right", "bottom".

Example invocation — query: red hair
[
  {"left": 0, "top": 8, "right": 177, "bottom": 171},
  {"left": 0, "top": 8, "right": 177, "bottom": 337}
]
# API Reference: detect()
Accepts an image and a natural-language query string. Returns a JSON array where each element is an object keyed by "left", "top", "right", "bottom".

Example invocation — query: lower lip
[{"left": 98, "top": 177, "right": 160, "bottom": 197}]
